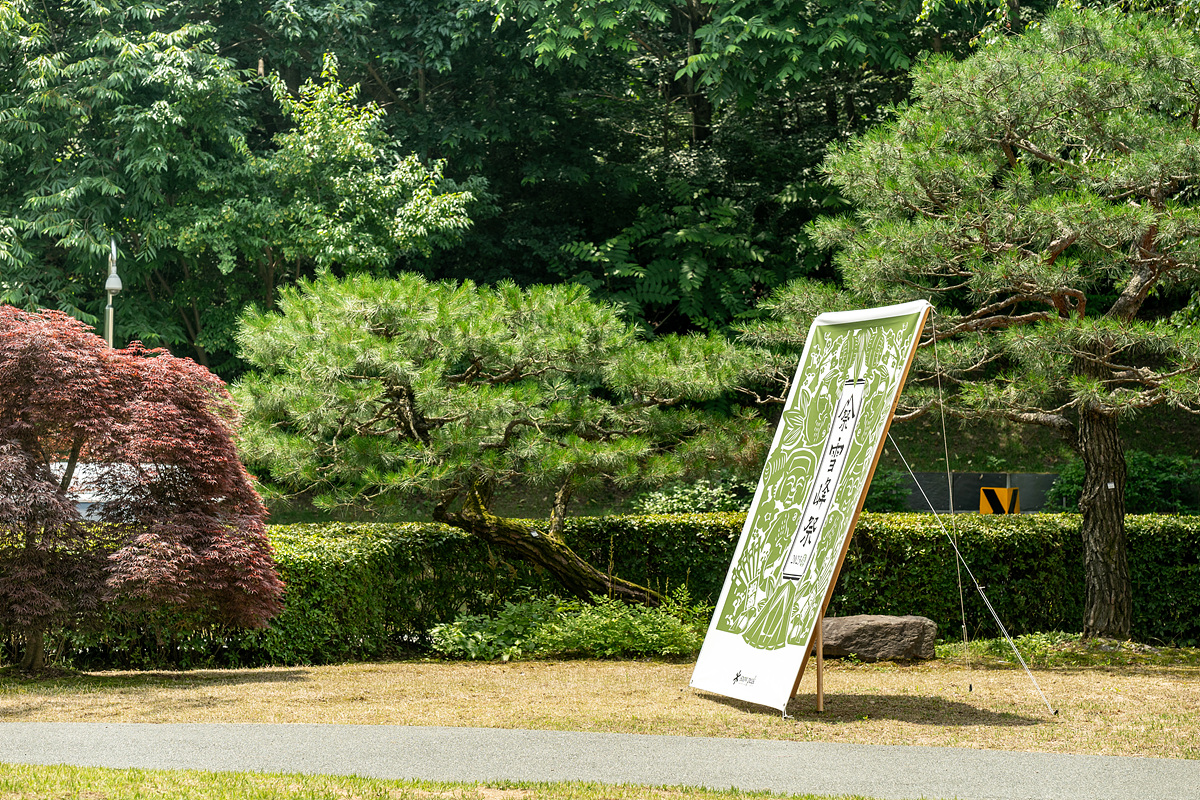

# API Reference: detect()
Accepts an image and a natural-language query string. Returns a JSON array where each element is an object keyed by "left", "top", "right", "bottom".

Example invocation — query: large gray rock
[{"left": 821, "top": 614, "right": 937, "bottom": 662}]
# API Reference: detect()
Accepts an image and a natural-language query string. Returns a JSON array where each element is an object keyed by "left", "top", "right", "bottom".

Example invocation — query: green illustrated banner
[{"left": 690, "top": 300, "right": 930, "bottom": 712}]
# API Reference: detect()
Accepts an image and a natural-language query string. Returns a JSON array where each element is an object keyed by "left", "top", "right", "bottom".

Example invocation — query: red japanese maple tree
[{"left": 0, "top": 307, "right": 282, "bottom": 670}]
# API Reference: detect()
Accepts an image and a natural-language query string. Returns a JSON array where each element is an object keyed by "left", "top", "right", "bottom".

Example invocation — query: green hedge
[
  {"left": 64, "top": 523, "right": 547, "bottom": 669},
  {"left": 560, "top": 513, "right": 745, "bottom": 605},
  {"left": 560, "top": 512, "right": 1089, "bottom": 639},
  {"left": 1126, "top": 515, "right": 1200, "bottom": 644},
  {"left": 58, "top": 513, "right": 1200, "bottom": 669},
  {"left": 564, "top": 512, "right": 1200, "bottom": 645},
  {"left": 847, "top": 514, "right": 1200, "bottom": 645},
  {"left": 830, "top": 514, "right": 1086, "bottom": 640},
  {"left": 561, "top": 515, "right": 1200, "bottom": 647}
]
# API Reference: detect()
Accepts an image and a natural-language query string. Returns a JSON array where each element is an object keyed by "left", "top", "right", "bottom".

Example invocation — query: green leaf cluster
[
  {"left": 0, "top": 0, "right": 247, "bottom": 333},
  {"left": 632, "top": 477, "right": 757, "bottom": 514},
  {"left": 561, "top": 512, "right": 746, "bottom": 604},
  {"left": 560, "top": 183, "right": 779, "bottom": 331},
  {"left": 630, "top": 467, "right": 909, "bottom": 515},
  {"left": 531, "top": 590, "right": 707, "bottom": 657},
  {"left": 861, "top": 468, "right": 912, "bottom": 512},
  {"left": 429, "top": 598, "right": 558, "bottom": 661},
  {"left": 430, "top": 588, "right": 709, "bottom": 660},
  {"left": 1125, "top": 513, "right": 1200, "bottom": 646},
  {"left": 171, "top": 55, "right": 478, "bottom": 278}
]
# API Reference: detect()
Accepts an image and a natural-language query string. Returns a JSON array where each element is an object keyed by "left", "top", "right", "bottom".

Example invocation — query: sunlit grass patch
[
  {"left": 0, "top": 763, "right": 866, "bottom": 800},
  {"left": 935, "top": 633, "right": 1200, "bottom": 669}
]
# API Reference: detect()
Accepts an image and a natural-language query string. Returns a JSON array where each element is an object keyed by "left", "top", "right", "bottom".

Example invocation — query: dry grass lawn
[{"left": 2, "top": 655, "right": 1196, "bottom": 759}]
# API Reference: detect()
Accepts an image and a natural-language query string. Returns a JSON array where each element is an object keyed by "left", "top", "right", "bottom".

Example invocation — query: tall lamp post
[{"left": 104, "top": 237, "right": 121, "bottom": 348}]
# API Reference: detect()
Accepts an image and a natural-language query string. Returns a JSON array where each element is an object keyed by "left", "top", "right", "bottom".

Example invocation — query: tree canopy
[
  {"left": 235, "top": 273, "right": 764, "bottom": 603},
  {"left": 803, "top": 5, "right": 1200, "bottom": 638},
  {"left": 0, "top": 0, "right": 244, "bottom": 321},
  {"left": 0, "top": 306, "right": 283, "bottom": 669},
  {"left": 2, "top": 0, "right": 1013, "bottom": 372},
  {"left": 0, "top": 2, "right": 477, "bottom": 373}
]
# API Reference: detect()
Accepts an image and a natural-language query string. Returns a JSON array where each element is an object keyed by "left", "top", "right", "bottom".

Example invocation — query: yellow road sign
[{"left": 979, "top": 487, "right": 1019, "bottom": 514}]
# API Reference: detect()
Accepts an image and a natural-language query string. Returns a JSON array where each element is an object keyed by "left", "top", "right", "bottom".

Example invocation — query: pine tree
[
  {"left": 798, "top": 6, "right": 1200, "bottom": 638},
  {"left": 236, "top": 272, "right": 764, "bottom": 604}
]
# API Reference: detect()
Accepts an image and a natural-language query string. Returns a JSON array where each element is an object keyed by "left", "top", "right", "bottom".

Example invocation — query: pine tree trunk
[
  {"left": 1077, "top": 405, "right": 1132, "bottom": 639},
  {"left": 433, "top": 505, "right": 662, "bottom": 606}
]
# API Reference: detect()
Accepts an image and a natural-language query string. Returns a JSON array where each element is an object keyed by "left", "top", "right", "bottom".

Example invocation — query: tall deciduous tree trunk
[
  {"left": 678, "top": 0, "right": 712, "bottom": 145},
  {"left": 1077, "top": 404, "right": 1131, "bottom": 639},
  {"left": 433, "top": 504, "right": 662, "bottom": 607}
]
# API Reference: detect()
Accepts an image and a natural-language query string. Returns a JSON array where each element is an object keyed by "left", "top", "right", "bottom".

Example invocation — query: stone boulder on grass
[{"left": 821, "top": 614, "right": 937, "bottom": 662}]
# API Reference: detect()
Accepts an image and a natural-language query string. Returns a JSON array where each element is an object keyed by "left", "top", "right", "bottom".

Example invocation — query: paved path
[{"left": 0, "top": 722, "right": 1194, "bottom": 800}]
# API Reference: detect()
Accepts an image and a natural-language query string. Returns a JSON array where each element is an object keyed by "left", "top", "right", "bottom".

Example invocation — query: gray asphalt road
[{"left": 0, "top": 722, "right": 1193, "bottom": 800}]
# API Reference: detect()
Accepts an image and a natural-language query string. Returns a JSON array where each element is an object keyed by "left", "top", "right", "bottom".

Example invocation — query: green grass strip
[{"left": 0, "top": 762, "right": 873, "bottom": 800}]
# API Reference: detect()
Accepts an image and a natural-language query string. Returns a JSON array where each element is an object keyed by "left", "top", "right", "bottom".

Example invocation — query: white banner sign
[{"left": 690, "top": 300, "right": 930, "bottom": 712}]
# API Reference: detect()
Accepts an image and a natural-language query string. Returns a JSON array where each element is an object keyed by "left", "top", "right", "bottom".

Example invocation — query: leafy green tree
[
  {"left": 0, "top": 2, "right": 477, "bottom": 375},
  {"left": 561, "top": 183, "right": 773, "bottom": 332},
  {"left": 162, "top": 55, "right": 479, "bottom": 369},
  {"left": 235, "top": 273, "right": 764, "bottom": 604},
  {"left": 0, "top": 0, "right": 246, "bottom": 329},
  {"left": 490, "top": 0, "right": 719, "bottom": 146},
  {"left": 479, "top": 0, "right": 1005, "bottom": 332},
  {"left": 164, "top": 0, "right": 1006, "bottom": 336},
  {"left": 796, "top": 6, "right": 1200, "bottom": 638},
  {"left": 489, "top": 0, "right": 1003, "bottom": 138}
]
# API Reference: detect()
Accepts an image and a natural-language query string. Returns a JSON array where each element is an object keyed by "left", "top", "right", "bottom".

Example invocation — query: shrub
[
  {"left": 532, "top": 594, "right": 704, "bottom": 658},
  {"left": 1126, "top": 514, "right": 1200, "bottom": 646},
  {"left": 863, "top": 468, "right": 912, "bottom": 512},
  {"left": 54, "top": 512, "right": 1200, "bottom": 669},
  {"left": 631, "top": 469, "right": 910, "bottom": 514},
  {"left": 833, "top": 514, "right": 1200, "bottom": 646},
  {"left": 64, "top": 522, "right": 549, "bottom": 669},
  {"left": 562, "top": 512, "right": 744, "bottom": 605},
  {"left": 830, "top": 514, "right": 1085, "bottom": 640},
  {"left": 431, "top": 588, "right": 710, "bottom": 660},
  {"left": 429, "top": 599, "right": 556, "bottom": 661}
]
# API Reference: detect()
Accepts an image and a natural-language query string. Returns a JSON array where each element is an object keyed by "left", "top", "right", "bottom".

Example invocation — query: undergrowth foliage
[
  {"left": 630, "top": 469, "right": 910, "bottom": 515},
  {"left": 632, "top": 479, "right": 755, "bottom": 515},
  {"left": 430, "top": 589, "right": 709, "bottom": 661},
  {"left": 429, "top": 599, "right": 558, "bottom": 661},
  {"left": 1048, "top": 451, "right": 1200, "bottom": 514},
  {"left": 533, "top": 591, "right": 708, "bottom": 658}
]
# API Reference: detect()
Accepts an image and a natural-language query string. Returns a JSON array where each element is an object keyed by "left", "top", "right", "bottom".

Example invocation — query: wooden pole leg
[{"left": 815, "top": 615, "right": 824, "bottom": 713}]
